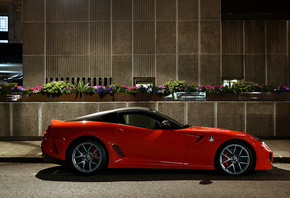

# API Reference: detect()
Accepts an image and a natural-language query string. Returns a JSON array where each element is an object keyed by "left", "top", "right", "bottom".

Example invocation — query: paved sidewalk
[{"left": 0, "top": 139, "right": 289, "bottom": 163}]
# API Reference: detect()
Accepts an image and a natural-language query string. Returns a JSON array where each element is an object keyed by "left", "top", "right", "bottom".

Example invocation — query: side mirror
[{"left": 162, "top": 120, "right": 171, "bottom": 129}]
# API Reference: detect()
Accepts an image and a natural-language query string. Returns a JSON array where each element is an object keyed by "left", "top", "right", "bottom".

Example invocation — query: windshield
[{"left": 154, "top": 110, "right": 190, "bottom": 129}]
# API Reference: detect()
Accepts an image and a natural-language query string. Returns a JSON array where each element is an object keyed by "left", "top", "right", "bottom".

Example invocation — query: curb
[
  {"left": 0, "top": 157, "right": 44, "bottom": 163},
  {"left": 273, "top": 157, "right": 290, "bottom": 163}
]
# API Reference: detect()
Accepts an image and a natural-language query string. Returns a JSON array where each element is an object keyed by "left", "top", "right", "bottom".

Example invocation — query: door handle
[{"left": 117, "top": 128, "right": 124, "bottom": 134}]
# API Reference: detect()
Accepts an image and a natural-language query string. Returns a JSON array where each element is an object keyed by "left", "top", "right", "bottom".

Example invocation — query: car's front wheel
[
  {"left": 68, "top": 140, "right": 107, "bottom": 175},
  {"left": 215, "top": 141, "right": 254, "bottom": 176}
]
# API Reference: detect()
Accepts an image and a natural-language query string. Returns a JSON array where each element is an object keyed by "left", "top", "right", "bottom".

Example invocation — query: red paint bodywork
[{"left": 42, "top": 119, "right": 273, "bottom": 171}]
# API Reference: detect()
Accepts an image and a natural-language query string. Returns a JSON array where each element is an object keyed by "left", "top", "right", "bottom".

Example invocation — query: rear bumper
[{"left": 41, "top": 145, "right": 66, "bottom": 165}]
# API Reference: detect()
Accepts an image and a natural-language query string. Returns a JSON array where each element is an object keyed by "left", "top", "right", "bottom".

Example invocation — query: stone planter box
[
  {"left": 114, "top": 92, "right": 151, "bottom": 101},
  {"left": 0, "top": 92, "right": 289, "bottom": 102},
  {"left": 206, "top": 92, "right": 290, "bottom": 101}
]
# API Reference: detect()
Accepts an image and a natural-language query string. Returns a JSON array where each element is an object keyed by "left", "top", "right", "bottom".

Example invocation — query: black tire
[
  {"left": 215, "top": 141, "right": 254, "bottom": 176},
  {"left": 67, "top": 140, "right": 107, "bottom": 175}
]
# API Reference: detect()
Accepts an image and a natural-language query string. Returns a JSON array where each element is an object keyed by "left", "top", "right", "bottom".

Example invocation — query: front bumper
[{"left": 255, "top": 144, "right": 273, "bottom": 170}]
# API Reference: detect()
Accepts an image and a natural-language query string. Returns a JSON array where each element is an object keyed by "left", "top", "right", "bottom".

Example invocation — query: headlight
[
  {"left": 262, "top": 141, "right": 271, "bottom": 151},
  {"left": 254, "top": 136, "right": 272, "bottom": 151}
]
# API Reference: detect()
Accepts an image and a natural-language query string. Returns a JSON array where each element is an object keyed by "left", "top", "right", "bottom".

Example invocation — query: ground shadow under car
[{"left": 36, "top": 165, "right": 290, "bottom": 183}]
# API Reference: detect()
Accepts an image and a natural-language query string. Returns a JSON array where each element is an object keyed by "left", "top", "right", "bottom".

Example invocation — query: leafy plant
[
  {"left": 0, "top": 84, "right": 15, "bottom": 94},
  {"left": 42, "top": 81, "right": 73, "bottom": 95},
  {"left": 231, "top": 80, "right": 261, "bottom": 94},
  {"left": 11, "top": 86, "right": 25, "bottom": 93},
  {"left": 163, "top": 80, "right": 186, "bottom": 93},
  {"left": 73, "top": 81, "right": 90, "bottom": 93}
]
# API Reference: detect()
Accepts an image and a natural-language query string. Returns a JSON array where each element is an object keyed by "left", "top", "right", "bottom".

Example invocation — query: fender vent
[{"left": 113, "top": 145, "right": 124, "bottom": 157}]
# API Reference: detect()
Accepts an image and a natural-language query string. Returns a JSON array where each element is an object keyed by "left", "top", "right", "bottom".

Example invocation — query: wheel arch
[
  {"left": 65, "top": 135, "right": 109, "bottom": 167},
  {"left": 214, "top": 139, "right": 257, "bottom": 170}
]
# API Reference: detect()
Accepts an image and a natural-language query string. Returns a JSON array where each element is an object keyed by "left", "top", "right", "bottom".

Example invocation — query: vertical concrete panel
[
  {"left": 112, "top": 22, "right": 132, "bottom": 54},
  {"left": 246, "top": 102, "right": 274, "bottom": 137},
  {"left": 23, "top": 23, "right": 44, "bottom": 55},
  {"left": 200, "top": 0, "right": 220, "bottom": 20},
  {"left": 156, "top": 0, "right": 176, "bottom": 20},
  {"left": 178, "top": 21, "right": 198, "bottom": 55},
  {"left": 156, "top": 55, "right": 176, "bottom": 85},
  {"left": 267, "top": 55, "right": 288, "bottom": 86},
  {"left": 217, "top": 102, "right": 245, "bottom": 132},
  {"left": 112, "top": 56, "right": 132, "bottom": 86},
  {"left": 0, "top": 103, "right": 10, "bottom": 137},
  {"left": 200, "top": 22, "right": 220, "bottom": 54},
  {"left": 134, "top": 0, "right": 155, "bottom": 21},
  {"left": 41, "top": 103, "right": 98, "bottom": 133},
  {"left": 178, "top": 0, "right": 198, "bottom": 20},
  {"left": 245, "top": 21, "right": 265, "bottom": 54},
  {"left": 90, "top": 0, "right": 111, "bottom": 21},
  {"left": 276, "top": 102, "right": 290, "bottom": 137},
  {"left": 222, "top": 21, "right": 243, "bottom": 54},
  {"left": 187, "top": 102, "right": 215, "bottom": 127},
  {"left": 90, "top": 56, "right": 111, "bottom": 77},
  {"left": 245, "top": 55, "right": 265, "bottom": 85},
  {"left": 134, "top": 22, "right": 155, "bottom": 54},
  {"left": 178, "top": 55, "right": 198, "bottom": 84},
  {"left": 267, "top": 21, "right": 287, "bottom": 54},
  {"left": 158, "top": 102, "right": 185, "bottom": 124},
  {"left": 90, "top": 22, "right": 111, "bottom": 56},
  {"left": 13, "top": 103, "right": 39, "bottom": 136},
  {"left": 23, "top": 56, "right": 45, "bottom": 87},
  {"left": 46, "top": 22, "right": 89, "bottom": 55},
  {"left": 90, "top": 22, "right": 111, "bottom": 77},
  {"left": 134, "top": 55, "right": 155, "bottom": 77},
  {"left": 200, "top": 55, "right": 220, "bottom": 85},
  {"left": 23, "top": 0, "right": 44, "bottom": 21},
  {"left": 156, "top": 21, "right": 176, "bottom": 54},
  {"left": 46, "top": 0, "right": 89, "bottom": 21},
  {"left": 46, "top": 56, "right": 89, "bottom": 78},
  {"left": 98, "top": 102, "right": 127, "bottom": 112},
  {"left": 112, "top": 0, "right": 132, "bottom": 20},
  {"left": 222, "top": 55, "right": 243, "bottom": 78}
]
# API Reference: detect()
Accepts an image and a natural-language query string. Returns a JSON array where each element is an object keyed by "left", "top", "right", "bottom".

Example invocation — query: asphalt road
[{"left": 0, "top": 163, "right": 290, "bottom": 198}]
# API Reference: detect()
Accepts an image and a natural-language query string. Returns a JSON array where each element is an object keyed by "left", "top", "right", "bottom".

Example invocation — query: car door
[{"left": 113, "top": 112, "right": 187, "bottom": 164}]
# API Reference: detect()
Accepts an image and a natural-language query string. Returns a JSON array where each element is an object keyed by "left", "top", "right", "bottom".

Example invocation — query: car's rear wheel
[
  {"left": 68, "top": 140, "right": 107, "bottom": 175},
  {"left": 215, "top": 141, "right": 254, "bottom": 176}
]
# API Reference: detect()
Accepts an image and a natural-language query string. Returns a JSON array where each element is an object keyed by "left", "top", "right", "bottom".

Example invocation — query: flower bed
[{"left": 0, "top": 80, "right": 289, "bottom": 102}]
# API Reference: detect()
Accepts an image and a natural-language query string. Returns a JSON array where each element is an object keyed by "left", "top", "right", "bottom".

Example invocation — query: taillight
[
  {"left": 44, "top": 124, "right": 53, "bottom": 136},
  {"left": 46, "top": 124, "right": 53, "bottom": 131}
]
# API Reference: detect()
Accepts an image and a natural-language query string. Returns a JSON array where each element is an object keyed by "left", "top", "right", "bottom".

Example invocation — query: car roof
[{"left": 68, "top": 107, "right": 154, "bottom": 122}]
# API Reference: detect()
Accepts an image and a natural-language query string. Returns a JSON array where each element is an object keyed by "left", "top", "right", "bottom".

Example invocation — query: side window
[
  {"left": 101, "top": 113, "right": 119, "bottom": 123},
  {"left": 122, "top": 113, "right": 161, "bottom": 129}
]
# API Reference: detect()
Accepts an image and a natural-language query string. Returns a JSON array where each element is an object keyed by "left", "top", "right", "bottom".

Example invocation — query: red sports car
[{"left": 41, "top": 107, "right": 273, "bottom": 176}]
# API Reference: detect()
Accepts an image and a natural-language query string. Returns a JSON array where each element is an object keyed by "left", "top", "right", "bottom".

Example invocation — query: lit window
[
  {"left": 223, "top": 79, "right": 238, "bottom": 87},
  {"left": 0, "top": 16, "right": 8, "bottom": 32},
  {"left": 0, "top": 16, "right": 8, "bottom": 43},
  {"left": 133, "top": 77, "right": 155, "bottom": 88}
]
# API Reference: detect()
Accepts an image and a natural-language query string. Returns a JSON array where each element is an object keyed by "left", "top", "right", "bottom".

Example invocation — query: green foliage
[
  {"left": 163, "top": 80, "right": 186, "bottom": 93},
  {"left": 0, "top": 84, "right": 14, "bottom": 94},
  {"left": 73, "top": 81, "right": 90, "bottom": 93},
  {"left": 42, "top": 81, "right": 73, "bottom": 94},
  {"left": 231, "top": 80, "right": 260, "bottom": 94}
]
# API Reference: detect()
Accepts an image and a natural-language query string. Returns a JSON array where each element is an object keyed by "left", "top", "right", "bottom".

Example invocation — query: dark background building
[{"left": 1, "top": 0, "right": 290, "bottom": 87}]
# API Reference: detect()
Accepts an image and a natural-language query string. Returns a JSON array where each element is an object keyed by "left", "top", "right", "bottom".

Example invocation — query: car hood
[{"left": 182, "top": 126, "right": 248, "bottom": 137}]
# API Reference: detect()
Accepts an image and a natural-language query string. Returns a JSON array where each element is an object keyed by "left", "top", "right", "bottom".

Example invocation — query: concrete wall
[
  {"left": 222, "top": 20, "right": 290, "bottom": 86},
  {"left": 22, "top": 0, "right": 290, "bottom": 87},
  {"left": 22, "top": 0, "right": 222, "bottom": 87},
  {"left": 0, "top": 101, "right": 289, "bottom": 138}
]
